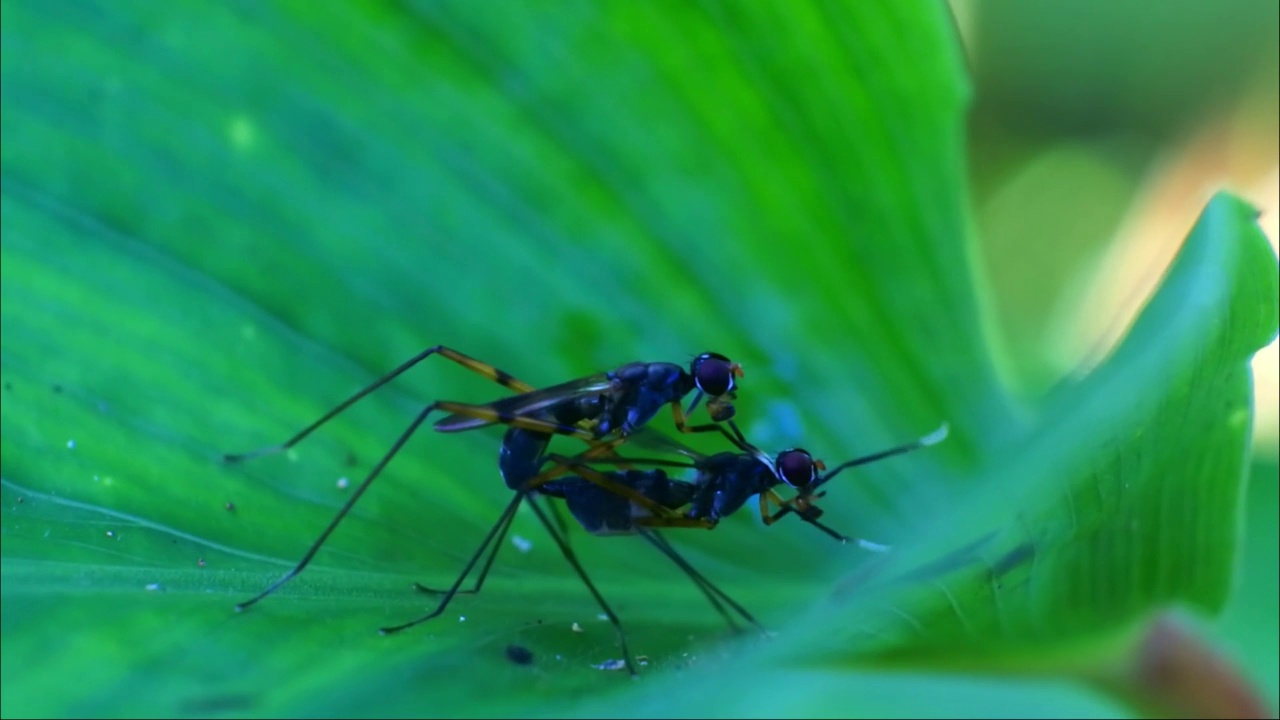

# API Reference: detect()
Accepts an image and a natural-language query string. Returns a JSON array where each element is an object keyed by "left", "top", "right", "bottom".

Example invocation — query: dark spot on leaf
[
  {"left": 224, "top": 502, "right": 235, "bottom": 512},
  {"left": 52, "top": 384, "right": 63, "bottom": 394},
  {"left": 505, "top": 644, "right": 534, "bottom": 666},
  {"left": 990, "top": 542, "right": 1036, "bottom": 580},
  {"left": 3, "top": 382, "right": 11, "bottom": 391}
]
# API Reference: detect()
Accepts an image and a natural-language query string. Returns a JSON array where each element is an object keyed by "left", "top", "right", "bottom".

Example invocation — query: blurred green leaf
[
  {"left": 1, "top": 2, "right": 1275, "bottom": 719},
  {"left": 1215, "top": 454, "right": 1280, "bottom": 707},
  {"left": 802, "top": 194, "right": 1276, "bottom": 662},
  {"left": 968, "top": 0, "right": 1280, "bottom": 140}
]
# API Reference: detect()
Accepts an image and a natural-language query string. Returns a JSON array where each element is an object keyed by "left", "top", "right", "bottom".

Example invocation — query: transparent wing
[
  {"left": 619, "top": 426, "right": 709, "bottom": 461},
  {"left": 432, "top": 373, "right": 613, "bottom": 432}
]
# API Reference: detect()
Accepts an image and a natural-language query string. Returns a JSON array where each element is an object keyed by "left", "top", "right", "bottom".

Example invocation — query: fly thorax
[{"left": 621, "top": 363, "right": 686, "bottom": 434}]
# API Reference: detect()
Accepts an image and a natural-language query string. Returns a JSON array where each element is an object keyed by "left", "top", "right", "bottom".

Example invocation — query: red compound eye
[
  {"left": 692, "top": 352, "right": 736, "bottom": 397},
  {"left": 776, "top": 449, "right": 817, "bottom": 488}
]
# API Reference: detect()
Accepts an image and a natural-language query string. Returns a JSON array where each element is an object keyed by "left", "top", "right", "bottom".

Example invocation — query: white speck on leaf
[{"left": 511, "top": 535, "right": 532, "bottom": 553}]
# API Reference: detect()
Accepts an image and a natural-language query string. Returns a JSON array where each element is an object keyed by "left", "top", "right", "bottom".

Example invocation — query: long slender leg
[
  {"left": 668, "top": 403, "right": 774, "bottom": 469},
  {"left": 380, "top": 492, "right": 527, "bottom": 634},
  {"left": 524, "top": 495, "right": 637, "bottom": 676},
  {"left": 764, "top": 426, "right": 949, "bottom": 538},
  {"left": 235, "top": 401, "right": 443, "bottom": 610},
  {"left": 414, "top": 495, "right": 521, "bottom": 595},
  {"left": 412, "top": 494, "right": 574, "bottom": 595},
  {"left": 224, "top": 345, "right": 536, "bottom": 463},
  {"left": 232, "top": 397, "right": 596, "bottom": 604},
  {"left": 759, "top": 490, "right": 786, "bottom": 523},
  {"left": 638, "top": 529, "right": 767, "bottom": 635},
  {"left": 234, "top": 408, "right": 653, "bottom": 611},
  {"left": 761, "top": 490, "right": 885, "bottom": 548},
  {"left": 431, "top": 401, "right": 601, "bottom": 442},
  {"left": 768, "top": 424, "right": 951, "bottom": 515},
  {"left": 543, "top": 494, "right": 573, "bottom": 547},
  {"left": 668, "top": 400, "right": 742, "bottom": 438}
]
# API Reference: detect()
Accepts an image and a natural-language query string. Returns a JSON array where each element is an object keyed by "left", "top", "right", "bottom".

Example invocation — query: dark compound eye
[
  {"left": 692, "top": 352, "right": 736, "bottom": 397},
  {"left": 776, "top": 449, "right": 817, "bottom": 488}
]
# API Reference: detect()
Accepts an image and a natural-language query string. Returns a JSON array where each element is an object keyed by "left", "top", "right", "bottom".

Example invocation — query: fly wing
[
  {"left": 620, "top": 426, "right": 708, "bottom": 461},
  {"left": 432, "top": 373, "right": 614, "bottom": 432}
]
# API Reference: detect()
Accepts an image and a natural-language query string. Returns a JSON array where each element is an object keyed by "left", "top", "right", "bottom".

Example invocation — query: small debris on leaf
[
  {"left": 224, "top": 502, "right": 235, "bottom": 512},
  {"left": 145, "top": 583, "right": 161, "bottom": 592},
  {"left": 66, "top": 439, "right": 76, "bottom": 449},
  {"left": 511, "top": 535, "right": 533, "bottom": 553},
  {"left": 336, "top": 476, "right": 350, "bottom": 490},
  {"left": 197, "top": 558, "right": 206, "bottom": 568},
  {"left": 571, "top": 622, "right": 584, "bottom": 633},
  {"left": 505, "top": 644, "right": 534, "bottom": 666},
  {"left": 592, "top": 659, "right": 628, "bottom": 672}
]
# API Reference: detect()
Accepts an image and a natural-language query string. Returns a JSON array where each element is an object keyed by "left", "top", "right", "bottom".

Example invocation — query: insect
[
  {"left": 401, "top": 423, "right": 949, "bottom": 674},
  {"left": 410, "top": 466, "right": 766, "bottom": 644},
  {"left": 551, "top": 422, "right": 950, "bottom": 548},
  {"left": 373, "top": 386, "right": 752, "bottom": 671},
  {"left": 226, "top": 346, "right": 747, "bottom": 619},
  {"left": 406, "top": 477, "right": 760, "bottom": 676}
]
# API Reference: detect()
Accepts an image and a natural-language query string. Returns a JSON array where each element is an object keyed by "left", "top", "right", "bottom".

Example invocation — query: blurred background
[
  {"left": 1, "top": 1, "right": 1275, "bottom": 715},
  {"left": 952, "top": 0, "right": 1278, "bottom": 703}
]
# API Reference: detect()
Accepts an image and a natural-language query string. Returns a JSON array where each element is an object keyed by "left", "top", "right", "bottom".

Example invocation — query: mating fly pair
[{"left": 225, "top": 345, "right": 946, "bottom": 675}]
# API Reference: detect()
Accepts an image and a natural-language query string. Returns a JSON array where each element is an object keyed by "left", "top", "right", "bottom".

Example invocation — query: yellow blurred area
[
  {"left": 950, "top": 0, "right": 1279, "bottom": 451},
  {"left": 1066, "top": 128, "right": 1278, "bottom": 449}
]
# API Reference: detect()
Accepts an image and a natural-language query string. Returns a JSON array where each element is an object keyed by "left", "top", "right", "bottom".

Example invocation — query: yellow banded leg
[
  {"left": 432, "top": 401, "right": 600, "bottom": 442},
  {"left": 428, "top": 345, "right": 536, "bottom": 394},
  {"left": 760, "top": 489, "right": 790, "bottom": 526},
  {"left": 669, "top": 400, "right": 733, "bottom": 436},
  {"left": 225, "top": 344, "right": 537, "bottom": 462},
  {"left": 546, "top": 462, "right": 685, "bottom": 521},
  {"left": 515, "top": 437, "right": 629, "bottom": 493}
]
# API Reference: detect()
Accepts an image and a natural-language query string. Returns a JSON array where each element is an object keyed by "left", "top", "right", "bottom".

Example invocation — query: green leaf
[{"left": 2, "top": 1, "right": 1275, "bottom": 719}]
